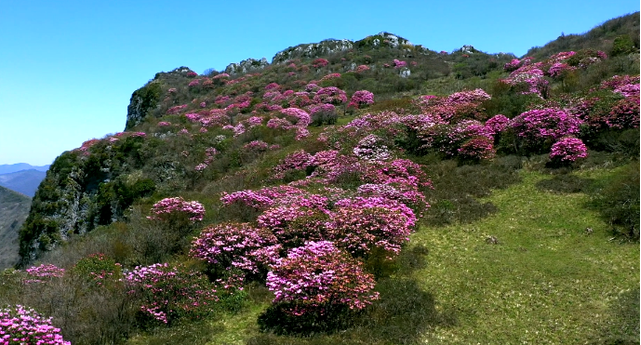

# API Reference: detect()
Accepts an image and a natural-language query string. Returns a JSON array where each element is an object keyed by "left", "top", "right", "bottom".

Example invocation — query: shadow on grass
[
  {"left": 591, "top": 287, "right": 640, "bottom": 345},
  {"left": 423, "top": 156, "right": 522, "bottom": 226},
  {"left": 535, "top": 174, "right": 595, "bottom": 194}
]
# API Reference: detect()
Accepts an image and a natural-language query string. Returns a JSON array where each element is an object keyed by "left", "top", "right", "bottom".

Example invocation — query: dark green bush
[{"left": 589, "top": 162, "right": 640, "bottom": 241}]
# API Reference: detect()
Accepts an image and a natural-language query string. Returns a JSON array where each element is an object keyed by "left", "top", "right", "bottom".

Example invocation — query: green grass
[
  {"left": 125, "top": 167, "right": 639, "bottom": 344},
  {"left": 414, "top": 169, "right": 639, "bottom": 344}
]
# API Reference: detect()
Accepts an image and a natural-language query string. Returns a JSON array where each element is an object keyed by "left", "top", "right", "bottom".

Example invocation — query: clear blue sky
[{"left": 0, "top": 0, "right": 638, "bottom": 165}]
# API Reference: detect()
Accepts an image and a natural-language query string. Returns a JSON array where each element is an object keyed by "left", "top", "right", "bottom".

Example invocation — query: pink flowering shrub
[
  {"left": 457, "top": 136, "right": 496, "bottom": 160},
  {"left": 320, "top": 73, "right": 341, "bottom": 82},
  {"left": 148, "top": 197, "right": 205, "bottom": 222},
  {"left": 257, "top": 205, "right": 330, "bottom": 249},
  {"left": 271, "top": 150, "right": 313, "bottom": 180},
  {"left": 166, "top": 104, "right": 188, "bottom": 115},
  {"left": 311, "top": 58, "right": 329, "bottom": 68},
  {"left": 549, "top": 137, "right": 588, "bottom": 163},
  {"left": 484, "top": 114, "right": 510, "bottom": 135},
  {"left": 605, "top": 96, "right": 640, "bottom": 129},
  {"left": 355, "top": 64, "right": 370, "bottom": 73},
  {"left": 191, "top": 223, "right": 280, "bottom": 279},
  {"left": 0, "top": 305, "right": 70, "bottom": 344},
  {"left": 24, "top": 264, "right": 65, "bottom": 284},
  {"left": 308, "top": 103, "right": 337, "bottom": 125},
  {"left": 327, "top": 200, "right": 414, "bottom": 257},
  {"left": 313, "top": 87, "right": 348, "bottom": 105},
  {"left": 266, "top": 241, "right": 379, "bottom": 313},
  {"left": 418, "top": 120, "right": 495, "bottom": 159},
  {"left": 348, "top": 90, "right": 374, "bottom": 109},
  {"left": 124, "top": 263, "right": 219, "bottom": 325},
  {"left": 393, "top": 59, "right": 407, "bottom": 69},
  {"left": 280, "top": 108, "right": 311, "bottom": 127},
  {"left": 510, "top": 108, "right": 582, "bottom": 152}
]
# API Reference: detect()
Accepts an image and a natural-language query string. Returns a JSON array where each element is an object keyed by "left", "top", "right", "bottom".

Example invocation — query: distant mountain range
[
  {"left": 0, "top": 185, "right": 30, "bottom": 269},
  {"left": 0, "top": 164, "right": 49, "bottom": 197},
  {"left": 0, "top": 163, "right": 49, "bottom": 174}
]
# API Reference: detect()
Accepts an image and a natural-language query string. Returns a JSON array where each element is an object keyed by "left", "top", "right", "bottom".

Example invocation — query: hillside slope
[
  {"left": 3, "top": 12, "right": 638, "bottom": 345},
  {"left": 0, "top": 169, "right": 47, "bottom": 197},
  {"left": 0, "top": 186, "right": 30, "bottom": 269}
]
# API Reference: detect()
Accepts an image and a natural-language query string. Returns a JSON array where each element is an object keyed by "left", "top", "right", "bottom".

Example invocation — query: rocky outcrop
[
  {"left": 125, "top": 67, "right": 195, "bottom": 130},
  {"left": 272, "top": 39, "right": 354, "bottom": 64},
  {"left": 224, "top": 58, "right": 270, "bottom": 75}
]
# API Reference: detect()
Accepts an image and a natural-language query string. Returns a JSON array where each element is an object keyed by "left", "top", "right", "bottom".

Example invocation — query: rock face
[
  {"left": 224, "top": 58, "right": 270, "bottom": 75},
  {"left": 125, "top": 67, "right": 195, "bottom": 130},
  {"left": 272, "top": 39, "right": 354, "bottom": 64}
]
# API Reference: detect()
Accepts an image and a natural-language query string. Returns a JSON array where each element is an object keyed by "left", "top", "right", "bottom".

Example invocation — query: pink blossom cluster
[
  {"left": 188, "top": 79, "right": 200, "bottom": 87},
  {"left": 280, "top": 108, "right": 311, "bottom": 127},
  {"left": 124, "top": 263, "right": 219, "bottom": 324},
  {"left": 311, "top": 58, "right": 329, "bottom": 68},
  {"left": 265, "top": 82, "right": 280, "bottom": 90},
  {"left": 243, "top": 140, "right": 270, "bottom": 152},
  {"left": 158, "top": 121, "right": 172, "bottom": 127},
  {"left": 348, "top": 90, "right": 375, "bottom": 109},
  {"left": 266, "top": 241, "right": 379, "bottom": 314},
  {"left": 212, "top": 73, "right": 230, "bottom": 79},
  {"left": 355, "top": 65, "right": 370, "bottom": 73},
  {"left": 501, "top": 66, "right": 548, "bottom": 98},
  {"left": 23, "top": 264, "right": 65, "bottom": 284},
  {"left": 313, "top": 87, "right": 348, "bottom": 105},
  {"left": 0, "top": 305, "right": 70, "bottom": 344},
  {"left": 549, "top": 137, "right": 588, "bottom": 162},
  {"left": 503, "top": 57, "right": 533, "bottom": 72},
  {"left": 190, "top": 223, "right": 280, "bottom": 274},
  {"left": 271, "top": 150, "right": 313, "bottom": 179},
  {"left": 415, "top": 90, "right": 491, "bottom": 122},
  {"left": 320, "top": 73, "right": 341, "bottom": 82},
  {"left": 418, "top": 120, "right": 495, "bottom": 158},
  {"left": 484, "top": 114, "right": 510, "bottom": 134},
  {"left": 329, "top": 197, "right": 415, "bottom": 256},
  {"left": 393, "top": 59, "right": 407, "bottom": 69},
  {"left": 606, "top": 96, "right": 640, "bottom": 129},
  {"left": 167, "top": 104, "right": 188, "bottom": 115},
  {"left": 148, "top": 197, "right": 205, "bottom": 222},
  {"left": 510, "top": 108, "right": 582, "bottom": 144}
]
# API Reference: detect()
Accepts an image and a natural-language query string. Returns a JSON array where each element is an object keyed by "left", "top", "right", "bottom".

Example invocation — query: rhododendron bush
[
  {"left": 0, "top": 305, "right": 70, "bottom": 345},
  {"left": 266, "top": 241, "right": 379, "bottom": 313},
  {"left": 148, "top": 197, "right": 205, "bottom": 222},
  {"left": 124, "top": 263, "right": 219, "bottom": 324}
]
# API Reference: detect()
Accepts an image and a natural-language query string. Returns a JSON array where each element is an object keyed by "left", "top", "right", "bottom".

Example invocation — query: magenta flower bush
[
  {"left": 266, "top": 241, "right": 379, "bottom": 315},
  {"left": 24, "top": 264, "right": 65, "bottom": 284},
  {"left": 124, "top": 263, "right": 219, "bottom": 324},
  {"left": 348, "top": 90, "right": 374, "bottom": 109},
  {"left": 0, "top": 305, "right": 70, "bottom": 344},
  {"left": 510, "top": 108, "right": 582, "bottom": 150},
  {"left": 327, "top": 201, "right": 414, "bottom": 257},
  {"left": 190, "top": 223, "right": 281, "bottom": 277},
  {"left": 484, "top": 114, "right": 510, "bottom": 135},
  {"left": 148, "top": 197, "right": 205, "bottom": 222},
  {"left": 549, "top": 137, "right": 588, "bottom": 162},
  {"left": 313, "top": 87, "right": 348, "bottom": 105}
]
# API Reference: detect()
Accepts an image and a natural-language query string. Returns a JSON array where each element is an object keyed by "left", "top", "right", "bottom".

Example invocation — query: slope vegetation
[{"left": 1, "top": 12, "right": 638, "bottom": 345}]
